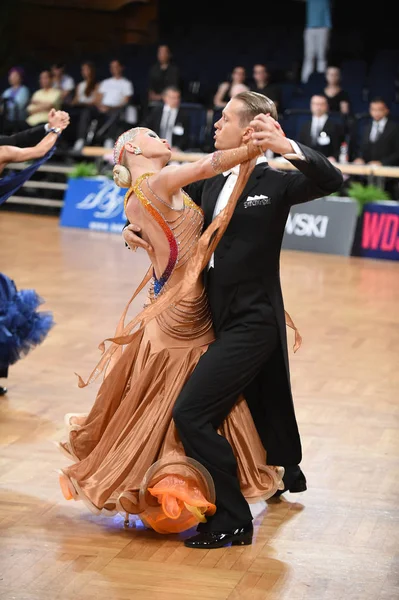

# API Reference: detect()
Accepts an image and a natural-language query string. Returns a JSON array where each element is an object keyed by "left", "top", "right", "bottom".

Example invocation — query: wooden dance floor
[{"left": 0, "top": 212, "right": 398, "bottom": 600}]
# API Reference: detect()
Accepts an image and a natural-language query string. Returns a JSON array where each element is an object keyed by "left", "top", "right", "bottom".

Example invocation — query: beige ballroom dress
[{"left": 58, "top": 169, "right": 290, "bottom": 534}]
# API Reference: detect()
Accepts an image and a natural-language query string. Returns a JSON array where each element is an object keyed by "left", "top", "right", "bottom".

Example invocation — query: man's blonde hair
[{"left": 234, "top": 91, "right": 278, "bottom": 125}]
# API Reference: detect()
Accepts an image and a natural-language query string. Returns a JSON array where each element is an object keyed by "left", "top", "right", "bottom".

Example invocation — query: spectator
[
  {"left": 300, "top": 0, "right": 332, "bottom": 84},
  {"left": 26, "top": 70, "right": 62, "bottom": 127},
  {"left": 77, "top": 59, "right": 134, "bottom": 149},
  {"left": 1, "top": 67, "right": 30, "bottom": 132},
  {"left": 249, "top": 64, "right": 282, "bottom": 113},
  {"left": 143, "top": 86, "right": 190, "bottom": 151},
  {"left": 72, "top": 61, "right": 98, "bottom": 107},
  {"left": 148, "top": 45, "right": 181, "bottom": 104},
  {"left": 213, "top": 66, "right": 249, "bottom": 109},
  {"left": 352, "top": 98, "right": 399, "bottom": 198},
  {"left": 353, "top": 98, "right": 399, "bottom": 167},
  {"left": 71, "top": 61, "right": 99, "bottom": 151},
  {"left": 323, "top": 66, "right": 350, "bottom": 114},
  {"left": 51, "top": 63, "right": 75, "bottom": 105},
  {"left": 298, "top": 94, "right": 343, "bottom": 161}
]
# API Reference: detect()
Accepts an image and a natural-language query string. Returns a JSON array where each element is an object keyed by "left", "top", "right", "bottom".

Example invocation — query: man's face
[
  {"left": 158, "top": 45, "right": 170, "bottom": 64},
  {"left": 110, "top": 61, "right": 123, "bottom": 78},
  {"left": 370, "top": 101, "right": 388, "bottom": 121},
  {"left": 214, "top": 98, "right": 248, "bottom": 150},
  {"left": 52, "top": 65, "right": 63, "bottom": 78},
  {"left": 310, "top": 96, "right": 328, "bottom": 117},
  {"left": 253, "top": 65, "right": 267, "bottom": 84},
  {"left": 163, "top": 89, "right": 180, "bottom": 109}
]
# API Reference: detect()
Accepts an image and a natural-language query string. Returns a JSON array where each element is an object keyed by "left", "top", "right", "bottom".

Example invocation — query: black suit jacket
[
  {"left": 184, "top": 145, "right": 343, "bottom": 465},
  {"left": 0, "top": 125, "right": 46, "bottom": 148},
  {"left": 359, "top": 118, "right": 399, "bottom": 165},
  {"left": 298, "top": 117, "right": 343, "bottom": 161},
  {"left": 143, "top": 105, "right": 191, "bottom": 150}
]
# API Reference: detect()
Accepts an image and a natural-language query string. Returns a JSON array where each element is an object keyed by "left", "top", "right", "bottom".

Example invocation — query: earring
[{"left": 133, "top": 147, "right": 142, "bottom": 155}]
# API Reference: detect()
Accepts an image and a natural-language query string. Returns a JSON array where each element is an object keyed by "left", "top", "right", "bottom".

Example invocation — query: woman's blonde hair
[{"left": 112, "top": 126, "right": 146, "bottom": 188}]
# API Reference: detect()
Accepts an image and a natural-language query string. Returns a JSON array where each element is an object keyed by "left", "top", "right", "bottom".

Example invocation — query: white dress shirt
[
  {"left": 369, "top": 117, "right": 387, "bottom": 142},
  {"left": 310, "top": 114, "right": 328, "bottom": 143},
  {"left": 208, "top": 139, "right": 305, "bottom": 269},
  {"left": 160, "top": 106, "right": 178, "bottom": 146}
]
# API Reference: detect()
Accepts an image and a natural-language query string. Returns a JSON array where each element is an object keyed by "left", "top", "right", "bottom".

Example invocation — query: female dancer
[
  {"left": 0, "top": 125, "right": 63, "bottom": 395},
  {"left": 58, "top": 127, "right": 300, "bottom": 534}
]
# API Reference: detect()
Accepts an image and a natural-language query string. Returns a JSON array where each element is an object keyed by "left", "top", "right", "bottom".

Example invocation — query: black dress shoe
[
  {"left": 273, "top": 465, "right": 307, "bottom": 497},
  {"left": 184, "top": 523, "right": 253, "bottom": 549},
  {"left": 0, "top": 386, "right": 7, "bottom": 396}
]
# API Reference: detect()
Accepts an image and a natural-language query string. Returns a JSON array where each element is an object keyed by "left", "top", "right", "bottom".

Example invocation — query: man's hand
[
  {"left": 48, "top": 109, "right": 70, "bottom": 130},
  {"left": 250, "top": 114, "right": 293, "bottom": 156},
  {"left": 123, "top": 224, "right": 153, "bottom": 252}
]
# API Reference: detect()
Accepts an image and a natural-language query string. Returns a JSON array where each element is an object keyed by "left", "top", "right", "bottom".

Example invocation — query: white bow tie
[{"left": 223, "top": 165, "right": 240, "bottom": 177}]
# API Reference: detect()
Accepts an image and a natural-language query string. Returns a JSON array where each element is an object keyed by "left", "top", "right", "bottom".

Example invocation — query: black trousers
[
  {"left": 0, "top": 365, "right": 8, "bottom": 379},
  {"left": 76, "top": 106, "right": 125, "bottom": 143},
  {"left": 173, "top": 276, "right": 279, "bottom": 531}
]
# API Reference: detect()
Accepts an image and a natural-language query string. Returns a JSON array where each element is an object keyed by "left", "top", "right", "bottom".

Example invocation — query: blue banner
[
  {"left": 60, "top": 177, "right": 127, "bottom": 233},
  {"left": 360, "top": 201, "right": 399, "bottom": 261}
]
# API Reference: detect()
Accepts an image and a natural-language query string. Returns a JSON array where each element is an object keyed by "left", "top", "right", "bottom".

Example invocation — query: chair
[
  {"left": 281, "top": 109, "right": 311, "bottom": 140},
  {"left": 180, "top": 102, "right": 208, "bottom": 151},
  {"left": 349, "top": 113, "right": 371, "bottom": 159}
]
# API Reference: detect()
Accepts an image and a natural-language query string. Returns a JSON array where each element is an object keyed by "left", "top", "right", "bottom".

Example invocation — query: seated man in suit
[
  {"left": 353, "top": 97, "right": 399, "bottom": 167},
  {"left": 298, "top": 94, "right": 343, "bottom": 162},
  {"left": 143, "top": 86, "right": 190, "bottom": 152},
  {"left": 353, "top": 97, "right": 399, "bottom": 198}
]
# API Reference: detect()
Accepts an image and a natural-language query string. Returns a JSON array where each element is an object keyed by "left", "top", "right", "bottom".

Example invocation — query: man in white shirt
[{"left": 94, "top": 59, "right": 134, "bottom": 148}]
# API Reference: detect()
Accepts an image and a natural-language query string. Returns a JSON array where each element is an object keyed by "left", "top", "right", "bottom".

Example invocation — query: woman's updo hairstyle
[{"left": 112, "top": 127, "right": 146, "bottom": 188}]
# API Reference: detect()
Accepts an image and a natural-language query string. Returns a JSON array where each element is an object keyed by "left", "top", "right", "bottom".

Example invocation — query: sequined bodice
[
  {"left": 127, "top": 173, "right": 212, "bottom": 341},
  {"left": 131, "top": 172, "right": 204, "bottom": 297}
]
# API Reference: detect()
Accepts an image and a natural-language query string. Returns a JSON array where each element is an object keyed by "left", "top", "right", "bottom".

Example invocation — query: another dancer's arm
[{"left": 0, "top": 130, "right": 59, "bottom": 168}]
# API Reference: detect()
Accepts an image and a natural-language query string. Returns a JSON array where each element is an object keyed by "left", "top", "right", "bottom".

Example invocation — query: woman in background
[{"left": 213, "top": 66, "right": 249, "bottom": 109}]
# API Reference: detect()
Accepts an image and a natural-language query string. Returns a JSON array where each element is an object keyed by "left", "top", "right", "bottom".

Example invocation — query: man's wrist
[{"left": 282, "top": 139, "right": 306, "bottom": 161}]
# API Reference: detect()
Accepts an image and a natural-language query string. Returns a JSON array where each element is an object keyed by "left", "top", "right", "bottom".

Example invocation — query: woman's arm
[
  {"left": 0, "top": 131, "right": 58, "bottom": 167},
  {"left": 151, "top": 142, "right": 263, "bottom": 198},
  {"left": 213, "top": 82, "right": 229, "bottom": 108}
]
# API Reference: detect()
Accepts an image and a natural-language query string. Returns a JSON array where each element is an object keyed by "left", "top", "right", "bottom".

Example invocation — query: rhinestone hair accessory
[{"left": 113, "top": 127, "right": 147, "bottom": 165}]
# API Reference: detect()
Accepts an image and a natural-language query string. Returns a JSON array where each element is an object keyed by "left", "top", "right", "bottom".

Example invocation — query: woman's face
[
  {"left": 125, "top": 129, "right": 172, "bottom": 163},
  {"left": 326, "top": 67, "right": 340, "bottom": 85},
  {"left": 9, "top": 70, "right": 22, "bottom": 87},
  {"left": 232, "top": 67, "right": 246, "bottom": 84},
  {"left": 81, "top": 63, "right": 92, "bottom": 79}
]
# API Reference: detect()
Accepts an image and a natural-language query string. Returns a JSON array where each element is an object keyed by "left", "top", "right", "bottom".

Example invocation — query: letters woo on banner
[{"left": 359, "top": 201, "right": 399, "bottom": 261}]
